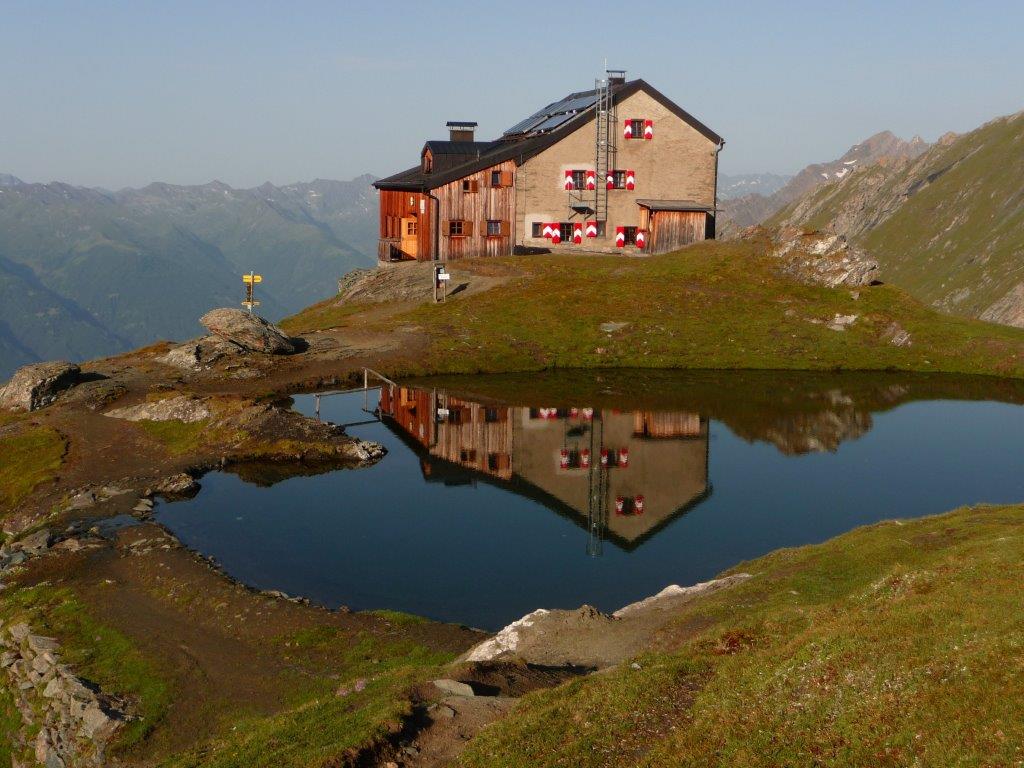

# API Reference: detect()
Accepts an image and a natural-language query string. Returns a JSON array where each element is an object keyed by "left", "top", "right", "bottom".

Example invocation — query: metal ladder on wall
[{"left": 593, "top": 72, "right": 620, "bottom": 227}]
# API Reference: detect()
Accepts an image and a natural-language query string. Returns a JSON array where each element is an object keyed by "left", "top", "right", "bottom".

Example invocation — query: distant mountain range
[
  {"left": 0, "top": 175, "right": 377, "bottom": 378},
  {"left": 770, "top": 111, "right": 1024, "bottom": 327},
  {"left": 718, "top": 131, "right": 929, "bottom": 234},
  {"left": 717, "top": 173, "right": 792, "bottom": 200}
]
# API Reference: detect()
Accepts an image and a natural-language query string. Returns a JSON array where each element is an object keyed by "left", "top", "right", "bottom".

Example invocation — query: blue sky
[{"left": 2, "top": 0, "right": 1022, "bottom": 188}]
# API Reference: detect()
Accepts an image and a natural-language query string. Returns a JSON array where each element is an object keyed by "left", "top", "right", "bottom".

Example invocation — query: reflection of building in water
[{"left": 380, "top": 387, "right": 710, "bottom": 552}]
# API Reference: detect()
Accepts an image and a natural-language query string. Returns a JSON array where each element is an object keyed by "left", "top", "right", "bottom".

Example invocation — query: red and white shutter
[
  {"left": 615, "top": 226, "right": 626, "bottom": 248},
  {"left": 585, "top": 220, "right": 598, "bottom": 238},
  {"left": 572, "top": 223, "right": 583, "bottom": 244},
  {"left": 542, "top": 223, "right": 554, "bottom": 239},
  {"left": 644, "top": 119, "right": 654, "bottom": 140},
  {"left": 634, "top": 495, "right": 645, "bottom": 514},
  {"left": 551, "top": 224, "right": 561, "bottom": 244},
  {"left": 623, "top": 119, "right": 633, "bottom": 140},
  {"left": 606, "top": 171, "right": 615, "bottom": 190},
  {"left": 618, "top": 447, "right": 629, "bottom": 466},
  {"left": 585, "top": 170, "right": 596, "bottom": 190},
  {"left": 636, "top": 229, "right": 647, "bottom": 249},
  {"left": 564, "top": 170, "right": 574, "bottom": 190},
  {"left": 625, "top": 170, "right": 636, "bottom": 190}
]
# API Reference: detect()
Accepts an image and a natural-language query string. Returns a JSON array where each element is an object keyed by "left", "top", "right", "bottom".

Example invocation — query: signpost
[
  {"left": 242, "top": 271, "right": 263, "bottom": 314},
  {"left": 433, "top": 265, "right": 451, "bottom": 303}
]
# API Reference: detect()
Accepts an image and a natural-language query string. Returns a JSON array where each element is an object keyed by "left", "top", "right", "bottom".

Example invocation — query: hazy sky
[{"left": 2, "top": 1, "right": 1022, "bottom": 189}]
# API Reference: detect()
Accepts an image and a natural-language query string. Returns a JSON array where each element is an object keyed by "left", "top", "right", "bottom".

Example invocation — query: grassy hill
[
  {"left": 771, "top": 110, "right": 1024, "bottom": 327},
  {"left": 454, "top": 502, "right": 1024, "bottom": 767},
  {"left": 284, "top": 239, "right": 1024, "bottom": 379}
]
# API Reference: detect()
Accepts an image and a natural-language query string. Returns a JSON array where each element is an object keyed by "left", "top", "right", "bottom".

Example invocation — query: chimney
[{"left": 446, "top": 121, "right": 478, "bottom": 142}]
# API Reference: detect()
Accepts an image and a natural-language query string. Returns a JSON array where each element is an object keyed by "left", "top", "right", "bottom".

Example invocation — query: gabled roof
[{"left": 375, "top": 79, "right": 723, "bottom": 192}]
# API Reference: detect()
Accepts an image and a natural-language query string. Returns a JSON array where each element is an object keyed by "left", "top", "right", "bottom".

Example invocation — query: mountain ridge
[
  {"left": 0, "top": 174, "right": 379, "bottom": 378},
  {"left": 768, "top": 110, "right": 1024, "bottom": 327},
  {"left": 719, "top": 131, "right": 928, "bottom": 234}
]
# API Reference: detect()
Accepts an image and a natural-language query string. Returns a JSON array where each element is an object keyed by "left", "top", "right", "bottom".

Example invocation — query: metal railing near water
[{"left": 311, "top": 368, "right": 398, "bottom": 427}]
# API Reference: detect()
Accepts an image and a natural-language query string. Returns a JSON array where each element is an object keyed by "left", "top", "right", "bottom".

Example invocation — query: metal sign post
[
  {"left": 242, "top": 271, "right": 263, "bottom": 314},
  {"left": 434, "top": 265, "right": 451, "bottom": 303}
]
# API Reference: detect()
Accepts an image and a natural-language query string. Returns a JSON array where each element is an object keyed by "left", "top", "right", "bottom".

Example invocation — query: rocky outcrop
[
  {"left": 199, "top": 309, "right": 296, "bottom": 355},
  {"left": 104, "top": 395, "right": 210, "bottom": 423},
  {"left": 461, "top": 574, "right": 751, "bottom": 669},
  {"left": 0, "top": 361, "right": 80, "bottom": 412},
  {"left": 980, "top": 282, "right": 1024, "bottom": 329},
  {"left": 768, "top": 229, "right": 881, "bottom": 288},
  {"left": 1, "top": 620, "right": 129, "bottom": 768},
  {"left": 156, "top": 335, "right": 244, "bottom": 370}
]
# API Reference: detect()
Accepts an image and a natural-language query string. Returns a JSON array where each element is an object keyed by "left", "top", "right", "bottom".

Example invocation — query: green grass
[
  {"left": 163, "top": 635, "right": 454, "bottom": 768},
  {"left": 0, "top": 585, "right": 172, "bottom": 752},
  {"left": 0, "top": 683, "right": 22, "bottom": 767},
  {"left": 0, "top": 426, "right": 66, "bottom": 513},
  {"left": 287, "top": 239, "right": 1024, "bottom": 379},
  {"left": 456, "top": 504, "right": 1024, "bottom": 767},
  {"left": 136, "top": 419, "right": 209, "bottom": 456}
]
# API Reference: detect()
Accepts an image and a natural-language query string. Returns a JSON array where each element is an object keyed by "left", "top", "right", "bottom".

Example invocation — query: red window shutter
[
  {"left": 585, "top": 170, "right": 596, "bottom": 190},
  {"left": 500, "top": 221, "right": 510, "bottom": 237},
  {"left": 636, "top": 229, "right": 647, "bottom": 249},
  {"left": 585, "top": 220, "right": 598, "bottom": 238},
  {"left": 573, "top": 224, "right": 583, "bottom": 244},
  {"left": 644, "top": 119, "right": 654, "bottom": 140},
  {"left": 564, "top": 170, "right": 574, "bottom": 190},
  {"left": 499, "top": 170, "right": 513, "bottom": 187},
  {"left": 625, "top": 170, "right": 636, "bottom": 190},
  {"left": 615, "top": 226, "right": 626, "bottom": 248},
  {"left": 606, "top": 171, "right": 615, "bottom": 190},
  {"left": 623, "top": 119, "right": 633, "bottom": 139},
  {"left": 464, "top": 220, "right": 474, "bottom": 237}
]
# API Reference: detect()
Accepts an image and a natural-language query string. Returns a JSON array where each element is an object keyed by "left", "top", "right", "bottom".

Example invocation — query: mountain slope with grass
[
  {"left": 0, "top": 175, "right": 376, "bottom": 377},
  {"left": 719, "top": 131, "right": 928, "bottom": 234},
  {"left": 771, "top": 110, "right": 1024, "bottom": 327}
]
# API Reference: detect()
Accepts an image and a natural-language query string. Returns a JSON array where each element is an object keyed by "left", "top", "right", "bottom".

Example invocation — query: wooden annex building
[{"left": 374, "top": 71, "right": 725, "bottom": 261}]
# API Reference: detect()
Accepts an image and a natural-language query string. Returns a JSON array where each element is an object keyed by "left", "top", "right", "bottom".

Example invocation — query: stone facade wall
[{"left": 516, "top": 90, "right": 719, "bottom": 254}]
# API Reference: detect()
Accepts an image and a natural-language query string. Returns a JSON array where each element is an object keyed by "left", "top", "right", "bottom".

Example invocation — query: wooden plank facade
[{"left": 639, "top": 209, "right": 712, "bottom": 255}]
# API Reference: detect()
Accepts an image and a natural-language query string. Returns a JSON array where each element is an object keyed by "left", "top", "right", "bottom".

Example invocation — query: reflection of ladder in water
[
  {"left": 586, "top": 412, "right": 607, "bottom": 557},
  {"left": 593, "top": 73, "right": 619, "bottom": 228}
]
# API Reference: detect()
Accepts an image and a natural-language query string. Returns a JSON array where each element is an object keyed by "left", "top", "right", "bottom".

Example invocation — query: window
[
  {"left": 531, "top": 222, "right": 545, "bottom": 238},
  {"left": 629, "top": 119, "right": 644, "bottom": 139},
  {"left": 489, "top": 170, "right": 513, "bottom": 187},
  {"left": 611, "top": 170, "right": 627, "bottom": 189},
  {"left": 486, "top": 220, "right": 503, "bottom": 237},
  {"left": 623, "top": 226, "right": 638, "bottom": 245},
  {"left": 462, "top": 179, "right": 479, "bottom": 193},
  {"left": 570, "top": 170, "right": 587, "bottom": 189},
  {"left": 405, "top": 219, "right": 417, "bottom": 236},
  {"left": 594, "top": 221, "right": 606, "bottom": 237},
  {"left": 446, "top": 220, "right": 473, "bottom": 237},
  {"left": 423, "top": 152, "right": 433, "bottom": 173},
  {"left": 560, "top": 222, "right": 574, "bottom": 241}
]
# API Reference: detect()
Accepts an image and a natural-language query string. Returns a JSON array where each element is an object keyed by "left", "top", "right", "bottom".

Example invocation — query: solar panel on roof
[
  {"left": 503, "top": 114, "right": 550, "bottom": 136},
  {"left": 532, "top": 112, "right": 577, "bottom": 133}
]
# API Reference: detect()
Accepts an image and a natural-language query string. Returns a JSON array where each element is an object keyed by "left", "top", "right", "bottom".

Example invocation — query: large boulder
[
  {"left": 199, "top": 309, "right": 296, "bottom": 355},
  {"left": 0, "top": 361, "right": 81, "bottom": 411}
]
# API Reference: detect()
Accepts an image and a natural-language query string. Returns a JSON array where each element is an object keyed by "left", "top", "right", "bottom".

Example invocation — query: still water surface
[{"left": 156, "top": 372, "right": 1024, "bottom": 629}]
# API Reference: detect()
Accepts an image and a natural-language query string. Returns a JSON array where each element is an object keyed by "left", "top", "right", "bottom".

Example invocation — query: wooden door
[{"left": 401, "top": 217, "right": 418, "bottom": 258}]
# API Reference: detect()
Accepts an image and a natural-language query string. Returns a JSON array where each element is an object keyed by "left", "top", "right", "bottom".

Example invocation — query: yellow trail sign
[{"left": 243, "top": 274, "right": 263, "bottom": 284}]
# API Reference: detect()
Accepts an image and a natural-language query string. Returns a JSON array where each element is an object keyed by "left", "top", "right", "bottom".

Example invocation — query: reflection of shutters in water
[{"left": 633, "top": 411, "right": 703, "bottom": 438}]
